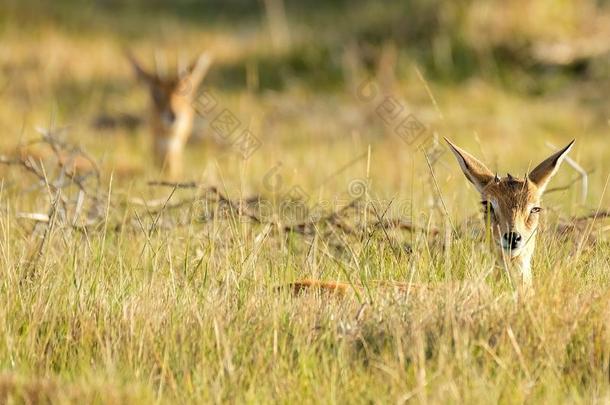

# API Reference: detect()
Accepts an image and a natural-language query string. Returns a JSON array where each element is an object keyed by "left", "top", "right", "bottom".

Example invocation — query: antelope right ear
[
  {"left": 182, "top": 52, "right": 213, "bottom": 92},
  {"left": 125, "top": 51, "right": 157, "bottom": 86},
  {"left": 528, "top": 140, "right": 575, "bottom": 193},
  {"left": 445, "top": 138, "right": 494, "bottom": 193}
]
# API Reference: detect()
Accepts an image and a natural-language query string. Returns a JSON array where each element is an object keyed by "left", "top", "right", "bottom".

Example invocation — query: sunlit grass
[{"left": 0, "top": 1, "right": 609, "bottom": 403}]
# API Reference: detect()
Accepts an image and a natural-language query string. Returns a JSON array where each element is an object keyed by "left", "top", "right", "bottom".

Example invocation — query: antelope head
[
  {"left": 127, "top": 51, "right": 213, "bottom": 178},
  {"left": 446, "top": 138, "right": 574, "bottom": 285}
]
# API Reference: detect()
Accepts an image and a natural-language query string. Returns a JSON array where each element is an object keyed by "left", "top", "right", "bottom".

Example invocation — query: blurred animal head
[
  {"left": 127, "top": 51, "right": 212, "bottom": 179},
  {"left": 445, "top": 138, "right": 574, "bottom": 285}
]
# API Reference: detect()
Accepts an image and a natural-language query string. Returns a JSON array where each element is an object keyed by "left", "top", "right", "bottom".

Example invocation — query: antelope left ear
[{"left": 528, "top": 140, "right": 575, "bottom": 193}]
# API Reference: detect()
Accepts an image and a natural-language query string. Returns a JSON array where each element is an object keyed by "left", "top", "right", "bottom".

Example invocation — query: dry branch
[{"left": 4, "top": 132, "right": 606, "bottom": 259}]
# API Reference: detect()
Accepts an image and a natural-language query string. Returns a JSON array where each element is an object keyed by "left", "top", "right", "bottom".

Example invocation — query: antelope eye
[
  {"left": 530, "top": 207, "right": 542, "bottom": 214},
  {"left": 481, "top": 201, "right": 495, "bottom": 215}
]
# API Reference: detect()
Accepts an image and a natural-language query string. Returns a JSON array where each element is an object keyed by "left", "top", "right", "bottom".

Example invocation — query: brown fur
[{"left": 284, "top": 279, "right": 428, "bottom": 295}]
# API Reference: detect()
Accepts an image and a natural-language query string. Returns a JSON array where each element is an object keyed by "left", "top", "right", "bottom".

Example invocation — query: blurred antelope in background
[
  {"left": 127, "top": 51, "right": 213, "bottom": 179},
  {"left": 289, "top": 138, "right": 574, "bottom": 293}
]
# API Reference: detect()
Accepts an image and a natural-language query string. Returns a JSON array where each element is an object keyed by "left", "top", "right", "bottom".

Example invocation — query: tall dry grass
[{"left": 0, "top": 0, "right": 609, "bottom": 403}]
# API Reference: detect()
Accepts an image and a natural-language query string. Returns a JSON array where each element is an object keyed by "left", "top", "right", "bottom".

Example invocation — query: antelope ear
[
  {"left": 126, "top": 51, "right": 157, "bottom": 86},
  {"left": 180, "top": 52, "right": 213, "bottom": 94},
  {"left": 528, "top": 140, "right": 574, "bottom": 193},
  {"left": 445, "top": 138, "right": 494, "bottom": 193}
]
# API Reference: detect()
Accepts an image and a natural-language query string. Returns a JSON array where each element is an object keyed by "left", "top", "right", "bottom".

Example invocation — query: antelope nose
[
  {"left": 503, "top": 232, "right": 522, "bottom": 249},
  {"left": 162, "top": 110, "right": 176, "bottom": 125}
]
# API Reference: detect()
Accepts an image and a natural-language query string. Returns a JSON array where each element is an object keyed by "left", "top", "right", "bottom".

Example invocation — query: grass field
[{"left": 0, "top": 0, "right": 609, "bottom": 403}]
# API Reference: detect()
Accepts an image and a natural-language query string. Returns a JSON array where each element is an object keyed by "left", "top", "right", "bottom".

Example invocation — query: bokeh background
[{"left": 1, "top": 0, "right": 608, "bottom": 206}]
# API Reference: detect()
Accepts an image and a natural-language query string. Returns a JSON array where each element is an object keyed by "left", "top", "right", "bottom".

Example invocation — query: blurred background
[{"left": 0, "top": 0, "right": 608, "bottom": 213}]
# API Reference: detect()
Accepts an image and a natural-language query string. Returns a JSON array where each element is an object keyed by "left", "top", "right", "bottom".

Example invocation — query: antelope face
[
  {"left": 149, "top": 78, "right": 181, "bottom": 131},
  {"left": 146, "top": 78, "right": 199, "bottom": 150},
  {"left": 445, "top": 138, "right": 574, "bottom": 282},
  {"left": 480, "top": 176, "right": 542, "bottom": 258}
]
